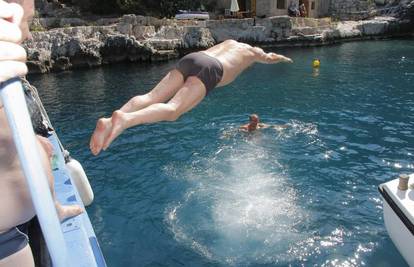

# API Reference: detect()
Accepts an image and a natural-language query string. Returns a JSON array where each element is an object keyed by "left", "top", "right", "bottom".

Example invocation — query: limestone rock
[
  {"left": 25, "top": 25, "right": 154, "bottom": 72},
  {"left": 146, "top": 38, "right": 182, "bottom": 51},
  {"left": 101, "top": 34, "right": 153, "bottom": 63},
  {"left": 182, "top": 27, "right": 215, "bottom": 48},
  {"left": 357, "top": 19, "right": 389, "bottom": 35},
  {"left": 117, "top": 24, "right": 156, "bottom": 40},
  {"left": 330, "top": 0, "right": 376, "bottom": 20},
  {"left": 335, "top": 21, "right": 362, "bottom": 38},
  {"left": 24, "top": 9, "right": 412, "bottom": 74},
  {"left": 26, "top": 48, "right": 52, "bottom": 73},
  {"left": 262, "top": 16, "right": 293, "bottom": 40},
  {"left": 321, "top": 29, "right": 341, "bottom": 40},
  {"left": 206, "top": 18, "right": 256, "bottom": 42}
]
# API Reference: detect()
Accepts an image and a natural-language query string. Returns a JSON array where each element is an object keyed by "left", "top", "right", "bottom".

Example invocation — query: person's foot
[
  {"left": 55, "top": 202, "right": 83, "bottom": 222},
  {"left": 102, "top": 110, "right": 128, "bottom": 151},
  {"left": 90, "top": 117, "right": 112, "bottom": 156}
]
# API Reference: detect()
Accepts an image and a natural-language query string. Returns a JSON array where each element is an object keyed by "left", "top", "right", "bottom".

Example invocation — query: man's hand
[
  {"left": 252, "top": 47, "right": 293, "bottom": 64},
  {"left": 0, "top": 0, "right": 28, "bottom": 83},
  {"left": 265, "top": 53, "right": 293, "bottom": 64}
]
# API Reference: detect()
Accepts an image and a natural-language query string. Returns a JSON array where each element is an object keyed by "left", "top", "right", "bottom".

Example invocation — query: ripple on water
[
  {"left": 165, "top": 122, "right": 326, "bottom": 265},
  {"left": 29, "top": 40, "right": 414, "bottom": 267}
]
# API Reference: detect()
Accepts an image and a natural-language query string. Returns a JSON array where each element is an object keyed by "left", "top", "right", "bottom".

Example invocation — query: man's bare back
[{"left": 204, "top": 40, "right": 292, "bottom": 86}]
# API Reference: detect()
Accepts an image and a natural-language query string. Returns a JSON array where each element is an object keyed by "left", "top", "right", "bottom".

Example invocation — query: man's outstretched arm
[{"left": 251, "top": 47, "right": 293, "bottom": 64}]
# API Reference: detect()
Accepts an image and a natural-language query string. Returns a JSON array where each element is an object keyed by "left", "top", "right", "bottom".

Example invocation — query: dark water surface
[{"left": 30, "top": 39, "right": 414, "bottom": 267}]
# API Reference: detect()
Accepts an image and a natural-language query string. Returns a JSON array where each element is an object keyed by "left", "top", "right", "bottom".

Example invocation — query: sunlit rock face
[{"left": 24, "top": 2, "right": 414, "bottom": 74}]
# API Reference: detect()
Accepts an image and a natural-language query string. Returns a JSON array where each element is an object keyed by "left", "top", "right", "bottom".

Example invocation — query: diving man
[{"left": 90, "top": 40, "right": 293, "bottom": 155}]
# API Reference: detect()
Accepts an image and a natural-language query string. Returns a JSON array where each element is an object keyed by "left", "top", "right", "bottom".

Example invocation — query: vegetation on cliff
[{"left": 67, "top": 0, "right": 217, "bottom": 16}]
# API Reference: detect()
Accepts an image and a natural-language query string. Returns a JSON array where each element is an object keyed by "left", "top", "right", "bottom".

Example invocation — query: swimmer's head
[{"left": 249, "top": 114, "right": 259, "bottom": 124}]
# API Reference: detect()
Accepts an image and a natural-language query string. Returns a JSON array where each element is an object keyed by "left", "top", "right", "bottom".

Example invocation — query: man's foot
[
  {"left": 102, "top": 110, "right": 128, "bottom": 151},
  {"left": 55, "top": 202, "right": 83, "bottom": 222},
  {"left": 90, "top": 118, "right": 112, "bottom": 156}
]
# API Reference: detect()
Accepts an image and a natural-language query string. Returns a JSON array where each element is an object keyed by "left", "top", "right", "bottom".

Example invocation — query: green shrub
[
  {"left": 30, "top": 22, "right": 45, "bottom": 32},
  {"left": 69, "top": 0, "right": 217, "bottom": 17}
]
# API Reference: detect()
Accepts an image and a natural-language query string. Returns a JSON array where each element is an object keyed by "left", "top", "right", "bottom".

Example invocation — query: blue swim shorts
[{"left": 0, "top": 223, "right": 29, "bottom": 260}]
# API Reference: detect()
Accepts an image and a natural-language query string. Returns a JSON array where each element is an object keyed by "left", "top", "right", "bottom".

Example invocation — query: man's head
[
  {"left": 249, "top": 114, "right": 259, "bottom": 124},
  {"left": 6, "top": 0, "right": 34, "bottom": 41}
]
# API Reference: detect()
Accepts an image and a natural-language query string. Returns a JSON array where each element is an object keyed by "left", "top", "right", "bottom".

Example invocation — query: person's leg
[
  {"left": 0, "top": 244, "right": 34, "bottom": 267},
  {"left": 120, "top": 69, "right": 185, "bottom": 113},
  {"left": 37, "top": 140, "right": 83, "bottom": 221},
  {"left": 90, "top": 69, "right": 185, "bottom": 156},
  {"left": 102, "top": 77, "right": 206, "bottom": 151}
]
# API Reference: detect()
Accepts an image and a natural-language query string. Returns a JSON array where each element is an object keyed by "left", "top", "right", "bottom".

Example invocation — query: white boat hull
[
  {"left": 380, "top": 177, "right": 414, "bottom": 267},
  {"left": 383, "top": 200, "right": 414, "bottom": 266}
]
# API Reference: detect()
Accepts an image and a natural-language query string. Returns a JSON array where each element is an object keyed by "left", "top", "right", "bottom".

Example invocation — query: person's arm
[
  {"left": 0, "top": 1, "right": 28, "bottom": 129},
  {"left": 239, "top": 124, "right": 249, "bottom": 132},
  {"left": 0, "top": 1, "right": 28, "bottom": 84},
  {"left": 258, "top": 123, "right": 271, "bottom": 129},
  {"left": 0, "top": 0, "right": 29, "bottom": 162},
  {"left": 251, "top": 47, "right": 293, "bottom": 64}
]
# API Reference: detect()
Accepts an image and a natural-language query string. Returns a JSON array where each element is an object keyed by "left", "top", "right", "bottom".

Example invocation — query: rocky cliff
[
  {"left": 24, "top": 12, "right": 413, "bottom": 74},
  {"left": 401, "top": 0, "right": 414, "bottom": 22}
]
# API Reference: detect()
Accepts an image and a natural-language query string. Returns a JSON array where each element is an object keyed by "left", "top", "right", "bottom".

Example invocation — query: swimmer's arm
[
  {"left": 239, "top": 125, "right": 249, "bottom": 132},
  {"left": 251, "top": 47, "right": 293, "bottom": 64},
  {"left": 258, "top": 123, "right": 271, "bottom": 129}
]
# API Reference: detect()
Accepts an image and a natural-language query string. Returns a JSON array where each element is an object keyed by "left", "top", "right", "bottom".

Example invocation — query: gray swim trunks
[
  {"left": 176, "top": 52, "right": 224, "bottom": 95},
  {"left": 0, "top": 223, "right": 29, "bottom": 260}
]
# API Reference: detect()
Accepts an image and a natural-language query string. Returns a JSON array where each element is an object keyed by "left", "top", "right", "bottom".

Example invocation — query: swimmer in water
[{"left": 239, "top": 114, "right": 288, "bottom": 132}]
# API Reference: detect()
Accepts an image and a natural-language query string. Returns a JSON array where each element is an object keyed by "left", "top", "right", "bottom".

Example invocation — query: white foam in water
[
  {"left": 166, "top": 134, "right": 310, "bottom": 265},
  {"left": 165, "top": 120, "right": 375, "bottom": 265}
]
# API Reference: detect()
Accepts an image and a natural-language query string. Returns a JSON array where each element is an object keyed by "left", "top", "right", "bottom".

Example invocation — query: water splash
[{"left": 166, "top": 131, "right": 309, "bottom": 265}]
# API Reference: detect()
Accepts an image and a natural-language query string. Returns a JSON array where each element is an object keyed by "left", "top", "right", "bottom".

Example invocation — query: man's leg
[
  {"left": 102, "top": 77, "right": 206, "bottom": 151},
  {"left": 120, "top": 69, "right": 185, "bottom": 113},
  {"left": 90, "top": 69, "right": 184, "bottom": 155},
  {"left": 37, "top": 140, "right": 83, "bottom": 221}
]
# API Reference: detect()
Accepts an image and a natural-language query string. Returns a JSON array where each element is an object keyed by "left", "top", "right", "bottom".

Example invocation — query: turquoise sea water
[{"left": 30, "top": 39, "right": 414, "bottom": 267}]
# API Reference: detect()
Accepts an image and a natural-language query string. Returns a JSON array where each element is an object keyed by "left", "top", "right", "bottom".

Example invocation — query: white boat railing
[{"left": 0, "top": 78, "right": 69, "bottom": 267}]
